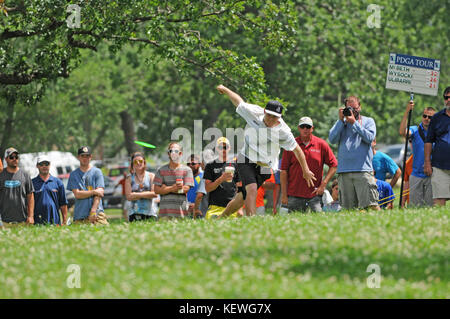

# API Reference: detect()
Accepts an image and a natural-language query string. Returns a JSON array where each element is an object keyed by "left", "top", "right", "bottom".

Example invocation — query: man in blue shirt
[
  {"left": 67, "top": 146, "right": 107, "bottom": 224},
  {"left": 375, "top": 177, "right": 395, "bottom": 209},
  {"left": 399, "top": 101, "right": 436, "bottom": 207},
  {"left": 329, "top": 96, "right": 380, "bottom": 211},
  {"left": 371, "top": 138, "right": 401, "bottom": 188},
  {"left": 32, "top": 155, "right": 68, "bottom": 225},
  {"left": 424, "top": 86, "right": 450, "bottom": 206}
]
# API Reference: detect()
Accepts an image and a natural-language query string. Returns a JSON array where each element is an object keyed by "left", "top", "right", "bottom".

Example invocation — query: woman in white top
[{"left": 125, "top": 152, "right": 158, "bottom": 221}]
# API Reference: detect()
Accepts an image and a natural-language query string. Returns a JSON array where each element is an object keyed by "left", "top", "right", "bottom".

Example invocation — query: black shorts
[
  {"left": 236, "top": 154, "right": 272, "bottom": 200},
  {"left": 129, "top": 214, "right": 158, "bottom": 222}
]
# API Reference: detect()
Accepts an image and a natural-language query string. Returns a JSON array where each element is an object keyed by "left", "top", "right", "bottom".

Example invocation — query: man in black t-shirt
[
  {"left": 0, "top": 147, "right": 35, "bottom": 226},
  {"left": 203, "top": 137, "right": 241, "bottom": 219}
]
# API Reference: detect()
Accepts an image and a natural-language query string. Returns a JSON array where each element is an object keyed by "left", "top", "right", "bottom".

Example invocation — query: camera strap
[{"left": 418, "top": 125, "right": 426, "bottom": 143}]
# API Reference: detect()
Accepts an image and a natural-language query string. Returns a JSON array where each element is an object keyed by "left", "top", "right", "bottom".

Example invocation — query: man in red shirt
[{"left": 281, "top": 117, "right": 338, "bottom": 212}]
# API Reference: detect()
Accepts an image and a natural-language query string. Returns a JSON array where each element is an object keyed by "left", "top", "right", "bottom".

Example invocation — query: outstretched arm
[
  {"left": 292, "top": 145, "right": 316, "bottom": 188},
  {"left": 216, "top": 85, "right": 244, "bottom": 107}
]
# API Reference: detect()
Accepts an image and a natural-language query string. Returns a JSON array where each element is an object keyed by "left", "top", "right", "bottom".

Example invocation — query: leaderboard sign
[{"left": 385, "top": 53, "right": 440, "bottom": 96}]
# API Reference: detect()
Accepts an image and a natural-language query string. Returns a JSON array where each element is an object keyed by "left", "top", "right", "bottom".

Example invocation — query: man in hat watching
[
  {"left": 216, "top": 85, "right": 315, "bottom": 217},
  {"left": 280, "top": 116, "right": 338, "bottom": 212},
  {"left": 32, "top": 155, "right": 68, "bottom": 225},
  {"left": 67, "top": 146, "right": 107, "bottom": 224},
  {"left": 0, "top": 147, "right": 35, "bottom": 225}
]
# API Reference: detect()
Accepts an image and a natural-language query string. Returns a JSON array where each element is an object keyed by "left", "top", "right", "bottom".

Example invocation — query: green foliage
[
  {"left": 0, "top": 0, "right": 448, "bottom": 155},
  {"left": 0, "top": 207, "right": 448, "bottom": 298}
]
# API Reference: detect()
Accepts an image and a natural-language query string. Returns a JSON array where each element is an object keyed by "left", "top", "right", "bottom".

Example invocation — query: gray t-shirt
[{"left": 0, "top": 169, "right": 34, "bottom": 222}]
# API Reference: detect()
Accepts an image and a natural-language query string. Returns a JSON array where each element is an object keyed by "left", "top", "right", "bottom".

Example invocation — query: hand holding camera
[{"left": 340, "top": 105, "right": 358, "bottom": 124}]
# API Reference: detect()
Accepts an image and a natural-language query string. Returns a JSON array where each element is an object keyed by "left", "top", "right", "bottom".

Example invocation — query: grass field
[{"left": 0, "top": 207, "right": 448, "bottom": 298}]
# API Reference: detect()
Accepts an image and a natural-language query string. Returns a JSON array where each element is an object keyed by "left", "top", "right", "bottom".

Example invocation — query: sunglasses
[
  {"left": 444, "top": 95, "right": 450, "bottom": 100},
  {"left": 8, "top": 155, "right": 19, "bottom": 160},
  {"left": 187, "top": 162, "right": 199, "bottom": 166},
  {"left": 217, "top": 145, "right": 230, "bottom": 151},
  {"left": 422, "top": 114, "right": 433, "bottom": 119},
  {"left": 168, "top": 149, "right": 181, "bottom": 154},
  {"left": 133, "top": 159, "right": 144, "bottom": 165},
  {"left": 38, "top": 161, "right": 50, "bottom": 166},
  {"left": 299, "top": 124, "right": 312, "bottom": 129}
]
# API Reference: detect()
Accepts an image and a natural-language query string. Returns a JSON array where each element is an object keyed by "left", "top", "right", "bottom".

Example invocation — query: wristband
[{"left": 89, "top": 212, "right": 97, "bottom": 216}]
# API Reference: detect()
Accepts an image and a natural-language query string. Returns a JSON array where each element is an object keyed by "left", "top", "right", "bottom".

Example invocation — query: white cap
[
  {"left": 36, "top": 155, "right": 51, "bottom": 165},
  {"left": 298, "top": 116, "right": 313, "bottom": 127}
]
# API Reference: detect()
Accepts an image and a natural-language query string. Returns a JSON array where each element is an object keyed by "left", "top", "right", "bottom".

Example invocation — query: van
[{"left": 13, "top": 151, "right": 79, "bottom": 178}]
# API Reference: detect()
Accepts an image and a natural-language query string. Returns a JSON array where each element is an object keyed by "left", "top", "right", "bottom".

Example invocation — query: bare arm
[
  {"left": 313, "top": 166, "right": 337, "bottom": 196},
  {"left": 272, "top": 184, "right": 280, "bottom": 215},
  {"left": 72, "top": 188, "right": 103, "bottom": 199},
  {"left": 424, "top": 143, "right": 433, "bottom": 176},
  {"left": 27, "top": 193, "right": 34, "bottom": 224},
  {"left": 154, "top": 184, "right": 178, "bottom": 195},
  {"left": 205, "top": 173, "right": 230, "bottom": 193},
  {"left": 390, "top": 168, "right": 401, "bottom": 188},
  {"left": 194, "top": 192, "right": 204, "bottom": 218},
  {"left": 125, "top": 176, "right": 158, "bottom": 201},
  {"left": 261, "top": 181, "right": 276, "bottom": 190},
  {"left": 280, "top": 170, "right": 288, "bottom": 205},
  {"left": 60, "top": 205, "right": 68, "bottom": 225},
  {"left": 292, "top": 145, "right": 316, "bottom": 188},
  {"left": 216, "top": 85, "right": 244, "bottom": 107},
  {"left": 399, "top": 101, "right": 414, "bottom": 137}
]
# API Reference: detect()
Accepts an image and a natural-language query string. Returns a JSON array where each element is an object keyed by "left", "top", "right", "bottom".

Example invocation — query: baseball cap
[
  {"left": 36, "top": 155, "right": 51, "bottom": 165},
  {"left": 265, "top": 101, "right": 283, "bottom": 117},
  {"left": 77, "top": 146, "right": 91, "bottom": 155},
  {"left": 5, "top": 147, "right": 19, "bottom": 159},
  {"left": 216, "top": 137, "right": 230, "bottom": 146},
  {"left": 298, "top": 117, "right": 313, "bottom": 127}
]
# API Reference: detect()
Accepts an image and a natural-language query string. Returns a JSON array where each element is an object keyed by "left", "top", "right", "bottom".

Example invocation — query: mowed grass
[{"left": 0, "top": 207, "right": 448, "bottom": 298}]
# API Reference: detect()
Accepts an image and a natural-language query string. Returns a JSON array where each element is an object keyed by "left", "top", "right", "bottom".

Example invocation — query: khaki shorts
[
  {"left": 431, "top": 167, "right": 450, "bottom": 199},
  {"left": 338, "top": 172, "right": 379, "bottom": 210}
]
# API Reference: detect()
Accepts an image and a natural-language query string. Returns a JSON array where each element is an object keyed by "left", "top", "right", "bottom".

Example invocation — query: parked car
[
  {"left": 59, "top": 174, "right": 75, "bottom": 209},
  {"left": 378, "top": 144, "right": 412, "bottom": 170},
  {"left": 103, "top": 175, "right": 123, "bottom": 209}
]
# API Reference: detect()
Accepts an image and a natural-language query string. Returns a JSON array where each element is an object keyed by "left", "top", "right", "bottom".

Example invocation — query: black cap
[
  {"left": 265, "top": 100, "right": 283, "bottom": 117},
  {"left": 77, "top": 146, "right": 91, "bottom": 155}
]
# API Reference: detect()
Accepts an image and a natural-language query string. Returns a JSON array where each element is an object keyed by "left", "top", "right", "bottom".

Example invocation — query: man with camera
[{"left": 329, "top": 96, "right": 380, "bottom": 211}]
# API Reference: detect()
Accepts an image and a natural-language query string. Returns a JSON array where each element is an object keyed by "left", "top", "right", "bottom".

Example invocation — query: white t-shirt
[{"left": 236, "top": 101, "right": 297, "bottom": 171}]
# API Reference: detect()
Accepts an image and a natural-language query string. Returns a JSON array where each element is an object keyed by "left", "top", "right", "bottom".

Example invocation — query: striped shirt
[{"left": 153, "top": 163, "right": 194, "bottom": 218}]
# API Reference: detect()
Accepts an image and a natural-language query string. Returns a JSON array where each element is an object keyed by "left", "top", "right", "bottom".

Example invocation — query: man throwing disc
[{"left": 216, "top": 85, "right": 316, "bottom": 217}]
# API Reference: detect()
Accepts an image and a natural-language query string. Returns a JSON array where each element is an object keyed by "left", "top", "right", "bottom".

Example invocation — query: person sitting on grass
[
  {"left": 323, "top": 179, "right": 342, "bottom": 212},
  {"left": 154, "top": 142, "right": 194, "bottom": 220},
  {"left": 125, "top": 152, "right": 158, "bottom": 222},
  {"left": 374, "top": 172, "right": 395, "bottom": 210}
]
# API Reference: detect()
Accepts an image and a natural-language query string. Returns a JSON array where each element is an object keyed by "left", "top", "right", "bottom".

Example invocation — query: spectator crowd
[{"left": 1, "top": 86, "right": 449, "bottom": 227}]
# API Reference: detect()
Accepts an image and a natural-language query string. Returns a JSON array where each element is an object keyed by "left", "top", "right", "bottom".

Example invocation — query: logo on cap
[{"left": 83, "top": 147, "right": 88, "bottom": 153}]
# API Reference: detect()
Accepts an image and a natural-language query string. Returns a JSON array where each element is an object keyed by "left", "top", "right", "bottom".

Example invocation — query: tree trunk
[
  {"left": 119, "top": 110, "right": 137, "bottom": 157},
  {"left": 0, "top": 93, "right": 16, "bottom": 160}
]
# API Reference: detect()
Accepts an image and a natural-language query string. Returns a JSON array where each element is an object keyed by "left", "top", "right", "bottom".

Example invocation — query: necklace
[{"left": 135, "top": 172, "right": 145, "bottom": 189}]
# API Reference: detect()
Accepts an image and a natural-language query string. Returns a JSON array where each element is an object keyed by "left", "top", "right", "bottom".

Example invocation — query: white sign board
[{"left": 385, "top": 53, "right": 440, "bottom": 96}]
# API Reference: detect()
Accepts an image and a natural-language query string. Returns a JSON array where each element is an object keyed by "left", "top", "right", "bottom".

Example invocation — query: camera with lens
[{"left": 343, "top": 107, "right": 353, "bottom": 117}]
